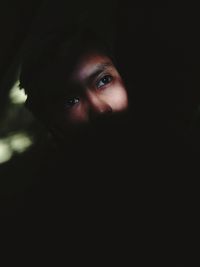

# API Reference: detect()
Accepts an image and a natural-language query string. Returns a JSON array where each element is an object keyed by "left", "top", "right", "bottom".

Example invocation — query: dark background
[
  {"left": 0, "top": 5, "right": 199, "bottom": 181},
  {"left": 1, "top": 1, "right": 200, "bottom": 131},
  {"left": 0, "top": 0, "right": 199, "bottom": 260},
  {"left": 1, "top": 0, "right": 200, "bottom": 206}
]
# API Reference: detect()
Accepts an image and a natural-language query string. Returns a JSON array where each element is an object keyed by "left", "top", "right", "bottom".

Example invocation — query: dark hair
[{"left": 19, "top": 29, "right": 115, "bottom": 123}]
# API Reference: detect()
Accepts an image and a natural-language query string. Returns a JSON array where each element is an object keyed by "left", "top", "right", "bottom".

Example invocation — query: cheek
[
  {"left": 65, "top": 104, "right": 88, "bottom": 125},
  {"left": 103, "top": 84, "right": 129, "bottom": 112}
]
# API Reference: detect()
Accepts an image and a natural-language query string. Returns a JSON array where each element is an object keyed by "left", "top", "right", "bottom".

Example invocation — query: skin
[{"left": 61, "top": 51, "right": 129, "bottom": 128}]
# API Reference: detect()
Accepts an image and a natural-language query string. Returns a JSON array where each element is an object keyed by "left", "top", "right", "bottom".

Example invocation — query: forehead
[{"left": 71, "top": 52, "right": 114, "bottom": 82}]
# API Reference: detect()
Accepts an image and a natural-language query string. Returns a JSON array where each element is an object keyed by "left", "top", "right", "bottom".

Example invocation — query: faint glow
[
  {"left": 9, "top": 81, "right": 27, "bottom": 104},
  {"left": 0, "top": 132, "right": 33, "bottom": 164},
  {"left": 0, "top": 142, "right": 12, "bottom": 164}
]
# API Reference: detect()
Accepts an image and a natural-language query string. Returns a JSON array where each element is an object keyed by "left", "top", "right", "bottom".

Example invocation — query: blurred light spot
[
  {"left": 0, "top": 132, "right": 33, "bottom": 164},
  {"left": 9, "top": 81, "right": 27, "bottom": 104},
  {"left": 0, "top": 142, "right": 12, "bottom": 164},
  {"left": 9, "top": 133, "right": 33, "bottom": 153}
]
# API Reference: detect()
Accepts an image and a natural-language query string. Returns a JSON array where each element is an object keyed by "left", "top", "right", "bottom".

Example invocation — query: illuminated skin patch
[{"left": 62, "top": 52, "right": 129, "bottom": 127}]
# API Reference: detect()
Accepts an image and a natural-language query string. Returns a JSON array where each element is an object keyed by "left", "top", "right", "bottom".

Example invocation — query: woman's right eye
[
  {"left": 96, "top": 75, "right": 113, "bottom": 89},
  {"left": 65, "top": 97, "right": 80, "bottom": 108}
]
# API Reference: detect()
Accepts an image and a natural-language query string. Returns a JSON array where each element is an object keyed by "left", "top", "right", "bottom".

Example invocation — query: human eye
[
  {"left": 65, "top": 97, "right": 80, "bottom": 108},
  {"left": 96, "top": 75, "right": 113, "bottom": 89}
]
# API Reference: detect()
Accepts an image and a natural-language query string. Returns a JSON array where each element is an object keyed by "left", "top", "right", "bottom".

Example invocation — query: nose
[{"left": 86, "top": 91, "right": 112, "bottom": 119}]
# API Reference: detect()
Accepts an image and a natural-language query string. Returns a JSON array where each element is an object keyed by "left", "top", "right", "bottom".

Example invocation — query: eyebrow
[
  {"left": 66, "top": 62, "right": 114, "bottom": 95},
  {"left": 84, "top": 62, "right": 113, "bottom": 86}
]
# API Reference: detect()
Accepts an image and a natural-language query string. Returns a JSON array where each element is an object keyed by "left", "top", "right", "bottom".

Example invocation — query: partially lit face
[{"left": 59, "top": 51, "right": 128, "bottom": 128}]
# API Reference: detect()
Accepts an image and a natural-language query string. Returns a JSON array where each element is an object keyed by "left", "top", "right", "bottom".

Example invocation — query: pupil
[
  {"left": 103, "top": 76, "right": 109, "bottom": 83},
  {"left": 66, "top": 97, "right": 79, "bottom": 107}
]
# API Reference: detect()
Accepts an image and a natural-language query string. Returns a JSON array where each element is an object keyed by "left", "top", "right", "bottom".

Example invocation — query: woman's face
[
  {"left": 55, "top": 51, "right": 129, "bottom": 132},
  {"left": 65, "top": 53, "right": 128, "bottom": 125}
]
